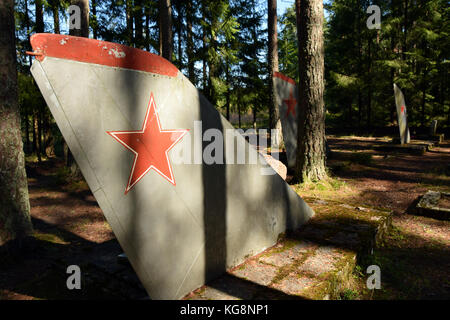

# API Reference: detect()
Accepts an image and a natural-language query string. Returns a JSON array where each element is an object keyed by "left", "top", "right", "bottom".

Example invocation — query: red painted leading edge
[
  {"left": 30, "top": 33, "right": 178, "bottom": 77},
  {"left": 274, "top": 71, "right": 296, "bottom": 86}
]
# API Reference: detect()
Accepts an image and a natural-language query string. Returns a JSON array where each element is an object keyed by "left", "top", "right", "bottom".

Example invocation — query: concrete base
[
  {"left": 414, "top": 134, "right": 445, "bottom": 144},
  {"left": 415, "top": 191, "right": 450, "bottom": 221},
  {"left": 374, "top": 142, "right": 428, "bottom": 155}
]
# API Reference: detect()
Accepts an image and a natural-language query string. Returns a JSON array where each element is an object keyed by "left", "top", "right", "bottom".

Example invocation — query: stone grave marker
[
  {"left": 273, "top": 72, "right": 298, "bottom": 170},
  {"left": 393, "top": 83, "right": 411, "bottom": 145},
  {"left": 429, "top": 120, "right": 438, "bottom": 136}
]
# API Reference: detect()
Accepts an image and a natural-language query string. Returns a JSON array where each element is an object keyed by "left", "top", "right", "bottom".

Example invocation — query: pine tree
[
  {"left": 268, "top": 0, "right": 282, "bottom": 143},
  {"left": 294, "top": 0, "right": 327, "bottom": 182},
  {"left": 160, "top": 0, "right": 173, "bottom": 60},
  {"left": 0, "top": 0, "right": 33, "bottom": 245}
]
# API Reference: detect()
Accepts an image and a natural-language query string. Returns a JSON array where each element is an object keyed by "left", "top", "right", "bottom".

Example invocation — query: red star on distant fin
[
  {"left": 283, "top": 87, "right": 297, "bottom": 118},
  {"left": 107, "top": 93, "right": 188, "bottom": 194}
]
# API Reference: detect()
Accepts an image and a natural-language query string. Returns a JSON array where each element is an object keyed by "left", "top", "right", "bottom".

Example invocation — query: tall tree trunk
[
  {"left": 390, "top": 35, "right": 395, "bottom": 124},
  {"left": 158, "top": 10, "right": 163, "bottom": 54},
  {"left": 358, "top": 90, "right": 362, "bottom": 129},
  {"left": 367, "top": 35, "right": 372, "bottom": 130},
  {"left": 24, "top": 0, "right": 32, "bottom": 65},
  {"left": 421, "top": 76, "right": 426, "bottom": 127},
  {"left": 225, "top": 57, "right": 230, "bottom": 121},
  {"left": 177, "top": 16, "right": 182, "bottom": 69},
  {"left": 145, "top": 3, "right": 150, "bottom": 51},
  {"left": 295, "top": 0, "right": 327, "bottom": 182},
  {"left": 356, "top": 0, "right": 362, "bottom": 130},
  {"left": 268, "top": 0, "right": 282, "bottom": 143},
  {"left": 126, "top": 0, "right": 133, "bottom": 45},
  {"left": 186, "top": 1, "right": 195, "bottom": 83},
  {"left": 25, "top": 110, "right": 30, "bottom": 153},
  {"left": 70, "top": 0, "right": 89, "bottom": 37},
  {"left": 135, "top": 0, "right": 144, "bottom": 48},
  {"left": 159, "top": 0, "right": 173, "bottom": 61},
  {"left": 202, "top": 31, "right": 207, "bottom": 91},
  {"left": 0, "top": 0, "right": 33, "bottom": 245},
  {"left": 51, "top": 0, "right": 60, "bottom": 34},
  {"left": 35, "top": 0, "right": 44, "bottom": 33},
  {"left": 402, "top": 0, "right": 408, "bottom": 61},
  {"left": 92, "top": 0, "right": 98, "bottom": 39},
  {"left": 174, "top": 1, "right": 183, "bottom": 69},
  {"left": 208, "top": 27, "right": 217, "bottom": 106},
  {"left": 238, "top": 96, "right": 241, "bottom": 129},
  {"left": 37, "top": 109, "right": 42, "bottom": 161},
  {"left": 34, "top": 112, "right": 41, "bottom": 162},
  {"left": 32, "top": 112, "right": 37, "bottom": 153}
]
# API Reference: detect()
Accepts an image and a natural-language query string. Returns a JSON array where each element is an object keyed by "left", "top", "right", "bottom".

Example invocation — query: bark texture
[
  {"left": 186, "top": 1, "right": 195, "bottom": 83},
  {"left": 35, "top": 0, "right": 44, "bottom": 33},
  {"left": 0, "top": 0, "right": 33, "bottom": 245},
  {"left": 268, "top": 0, "right": 282, "bottom": 144},
  {"left": 160, "top": 0, "right": 173, "bottom": 61},
  {"left": 134, "top": 0, "right": 144, "bottom": 48},
  {"left": 295, "top": 0, "right": 327, "bottom": 182}
]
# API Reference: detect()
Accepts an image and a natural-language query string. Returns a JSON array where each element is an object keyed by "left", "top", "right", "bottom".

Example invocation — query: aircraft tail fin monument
[
  {"left": 273, "top": 72, "right": 298, "bottom": 169},
  {"left": 30, "top": 33, "right": 314, "bottom": 299},
  {"left": 393, "top": 83, "right": 411, "bottom": 144}
]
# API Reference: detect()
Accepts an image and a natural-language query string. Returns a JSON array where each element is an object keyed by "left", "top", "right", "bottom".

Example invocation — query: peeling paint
[
  {"left": 30, "top": 33, "right": 179, "bottom": 76},
  {"left": 108, "top": 48, "right": 126, "bottom": 58}
]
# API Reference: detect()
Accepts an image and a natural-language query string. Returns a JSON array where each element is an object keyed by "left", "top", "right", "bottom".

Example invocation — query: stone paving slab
[
  {"left": 259, "top": 241, "right": 317, "bottom": 267},
  {"left": 296, "top": 246, "right": 344, "bottom": 278},
  {"left": 271, "top": 274, "right": 318, "bottom": 296},
  {"left": 231, "top": 260, "right": 279, "bottom": 287}
]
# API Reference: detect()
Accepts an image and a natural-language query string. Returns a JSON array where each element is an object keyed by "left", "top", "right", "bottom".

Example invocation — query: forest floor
[{"left": 0, "top": 136, "right": 449, "bottom": 300}]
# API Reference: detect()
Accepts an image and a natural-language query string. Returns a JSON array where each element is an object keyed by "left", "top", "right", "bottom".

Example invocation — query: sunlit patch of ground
[
  {"left": 309, "top": 137, "right": 450, "bottom": 299},
  {"left": 1, "top": 136, "right": 449, "bottom": 300}
]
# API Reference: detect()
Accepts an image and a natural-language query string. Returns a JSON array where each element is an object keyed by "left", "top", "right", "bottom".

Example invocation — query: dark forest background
[{"left": 13, "top": 0, "right": 450, "bottom": 161}]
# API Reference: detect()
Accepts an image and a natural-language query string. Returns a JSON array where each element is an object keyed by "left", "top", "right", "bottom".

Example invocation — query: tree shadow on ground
[
  {"left": 197, "top": 273, "right": 307, "bottom": 300},
  {"left": 0, "top": 217, "right": 147, "bottom": 300},
  {"left": 360, "top": 225, "right": 450, "bottom": 299},
  {"left": 26, "top": 159, "right": 99, "bottom": 206},
  {"left": 327, "top": 138, "right": 393, "bottom": 152},
  {"left": 330, "top": 160, "right": 450, "bottom": 187}
]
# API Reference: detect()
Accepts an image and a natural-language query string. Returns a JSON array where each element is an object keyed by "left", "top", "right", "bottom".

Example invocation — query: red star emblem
[
  {"left": 107, "top": 93, "right": 188, "bottom": 194},
  {"left": 401, "top": 105, "right": 405, "bottom": 114},
  {"left": 283, "top": 87, "right": 297, "bottom": 118}
]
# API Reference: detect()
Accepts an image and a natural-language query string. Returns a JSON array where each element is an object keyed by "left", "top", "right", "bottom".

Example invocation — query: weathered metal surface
[
  {"left": 30, "top": 33, "right": 178, "bottom": 77},
  {"left": 429, "top": 120, "right": 438, "bottom": 136},
  {"left": 30, "top": 34, "right": 314, "bottom": 299},
  {"left": 393, "top": 84, "right": 411, "bottom": 145},
  {"left": 273, "top": 72, "right": 298, "bottom": 169}
]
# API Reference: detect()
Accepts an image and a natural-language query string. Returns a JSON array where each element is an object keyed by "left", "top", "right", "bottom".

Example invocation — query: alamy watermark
[
  {"left": 170, "top": 122, "right": 282, "bottom": 176},
  {"left": 66, "top": 265, "right": 81, "bottom": 290},
  {"left": 366, "top": 265, "right": 381, "bottom": 289},
  {"left": 366, "top": 5, "right": 381, "bottom": 30},
  {"left": 68, "top": 5, "right": 81, "bottom": 31}
]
